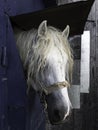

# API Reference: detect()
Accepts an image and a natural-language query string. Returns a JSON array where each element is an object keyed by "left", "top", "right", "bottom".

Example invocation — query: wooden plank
[
  {"left": 80, "top": 31, "right": 90, "bottom": 93},
  {"left": 72, "top": 1, "right": 96, "bottom": 130},
  {"left": 95, "top": 0, "right": 98, "bottom": 130},
  {"left": 11, "top": 0, "right": 94, "bottom": 36},
  {"left": 68, "top": 85, "right": 80, "bottom": 109},
  {"left": 57, "top": 0, "right": 87, "bottom": 5},
  {"left": 72, "top": 60, "right": 80, "bottom": 85},
  {"left": 69, "top": 35, "right": 81, "bottom": 60},
  {"left": 96, "top": 37, "right": 98, "bottom": 63},
  {"left": 80, "top": 1, "right": 97, "bottom": 130},
  {"left": 95, "top": 0, "right": 98, "bottom": 64}
]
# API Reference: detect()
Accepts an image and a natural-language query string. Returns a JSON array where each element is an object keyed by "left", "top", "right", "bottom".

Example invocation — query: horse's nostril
[
  {"left": 54, "top": 109, "right": 61, "bottom": 120},
  {"left": 53, "top": 108, "right": 65, "bottom": 122}
]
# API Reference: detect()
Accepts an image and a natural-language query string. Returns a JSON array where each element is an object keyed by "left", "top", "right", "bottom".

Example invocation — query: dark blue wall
[
  {"left": 0, "top": 0, "right": 55, "bottom": 129},
  {"left": 6, "top": 0, "right": 45, "bottom": 16}
]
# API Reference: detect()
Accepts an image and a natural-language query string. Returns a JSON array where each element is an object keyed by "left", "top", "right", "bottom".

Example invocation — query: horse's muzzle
[
  {"left": 48, "top": 105, "right": 71, "bottom": 125},
  {"left": 46, "top": 92, "right": 72, "bottom": 125}
]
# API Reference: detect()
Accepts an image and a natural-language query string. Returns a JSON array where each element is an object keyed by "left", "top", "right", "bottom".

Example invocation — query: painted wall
[{"left": 0, "top": 1, "right": 46, "bottom": 130}]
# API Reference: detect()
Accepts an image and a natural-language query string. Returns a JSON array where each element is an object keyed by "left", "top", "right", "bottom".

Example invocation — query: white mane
[{"left": 15, "top": 24, "right": 73, "bottom": 90}]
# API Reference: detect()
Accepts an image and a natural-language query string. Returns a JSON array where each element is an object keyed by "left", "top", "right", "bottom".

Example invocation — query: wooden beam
[{"left": 10, "top": 1, "right": 94, "bottom": 36}]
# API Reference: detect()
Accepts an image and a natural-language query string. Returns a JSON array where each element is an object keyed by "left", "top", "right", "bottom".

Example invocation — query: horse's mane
[{"left": 15, "top": 26, "right": 73, "bottom": 90}]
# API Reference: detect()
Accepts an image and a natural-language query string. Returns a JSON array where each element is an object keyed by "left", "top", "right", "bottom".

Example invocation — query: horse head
[{"left": 15, "top": 20, "right": 73, "bottom": 125}]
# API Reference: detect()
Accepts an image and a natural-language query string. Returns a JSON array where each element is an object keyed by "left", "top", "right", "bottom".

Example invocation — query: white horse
[{"left": 15, "top": 20, "right": 73, "bottom": 125}]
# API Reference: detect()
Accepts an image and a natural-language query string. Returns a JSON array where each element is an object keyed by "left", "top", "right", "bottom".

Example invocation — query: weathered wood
[
  {"left": 57, "top": 0, "right": 87, "bottom": 5},
  {"left": 95, "top": 0, "right": 98, "bottom": 129},
  {"left": 69, "top": 35, "right": 81, "bottom": 60},
  {"left": 80, "top": 31, "right": 90, "bottom": 93},
  {"left": 80, "top": 1, "right": 97, "bottom": 130},
  {"left": 72, "top": 60, "right": 80, "bottom": 84},
  {"left": 72, "top": 1, "right": 97, "bottom": 130},
  {"left": 68, "top": 85, "right": 80, "bottom": 109}
]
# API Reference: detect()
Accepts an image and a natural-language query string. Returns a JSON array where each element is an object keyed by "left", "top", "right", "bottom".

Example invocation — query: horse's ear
[
  {"left": 62, "top": 25, "right": 70, "bottom": 38},
  {"left": 38, "top": 20, "right": 47, "bottom": 36}
]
